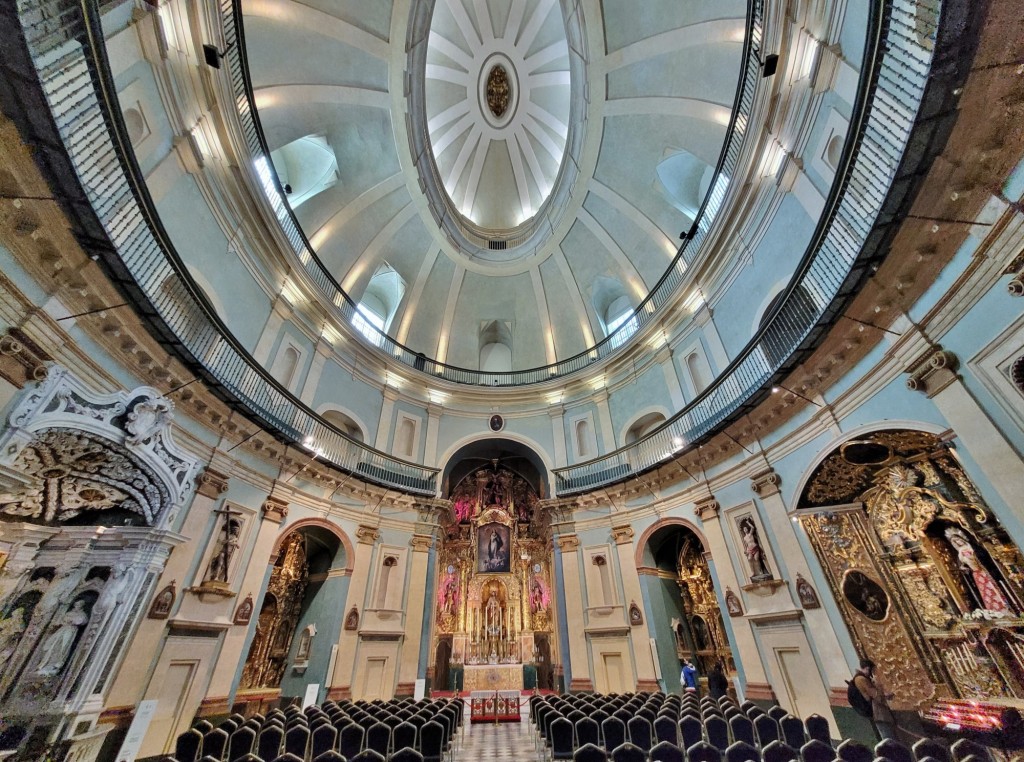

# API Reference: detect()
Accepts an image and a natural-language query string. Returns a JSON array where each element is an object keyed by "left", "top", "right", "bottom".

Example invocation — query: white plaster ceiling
[{"left": 243, "top": 0, "right": 747, "bottom": 371}]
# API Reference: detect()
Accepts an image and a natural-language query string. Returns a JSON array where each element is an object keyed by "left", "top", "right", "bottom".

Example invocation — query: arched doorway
[
  {"left": 238, "top": 525, "right": 347, "bottom": 706},
  {"left": 640, "top": 521, "right": 735, "bottom": 694},
  {"left": 797, "top": 429, "right": 1024, "bottom": 711}
]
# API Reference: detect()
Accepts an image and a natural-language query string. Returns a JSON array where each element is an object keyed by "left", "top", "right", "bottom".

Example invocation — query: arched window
[
  {"left": 376, "top": 556, "right": 399, "bottom": 609},
  {"left": 758, "top": 284, "right": 817, "bottom": 369},
  {"left": 322, "top": 410, "right": 364, "bottom": 442},
  {"left": 625, "top": 412, "right": 667, "bottom": 445},
  {"left": 686, "top": 350, "right": 712, "bottom": 395},
  {"left": 605, "top": 294, "right": 638, "bottom": 348},
  {"left": 352, "top": 263, "right": 406, "bottom": 346}
]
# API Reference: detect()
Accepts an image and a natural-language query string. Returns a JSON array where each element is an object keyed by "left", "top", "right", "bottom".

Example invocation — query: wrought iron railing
[
  {"left": 219, "top": 0, "right": 763, "bottom": 386},
  {"left": 553, "top": 0, "right": 943, "bottom": 494},
  {"left": 11, "top": 0, "right": 439, "bottom": 495}
]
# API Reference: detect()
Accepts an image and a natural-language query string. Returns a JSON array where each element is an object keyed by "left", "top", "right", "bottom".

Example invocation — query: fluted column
[
  {"left": 694, "top": 496, "right": 770, "bottom": 695},
  {"left": 396, "top": 534, "right": 433, "bottom": 696},
  {"left": 611, "top": 525, "right": 659, "bottom": 691},
  {"left": 557, "top": 534, "right": 592, "bottom": 691},
  {"left": 329, "top": 525, "right": 379, "bottom": 699}
]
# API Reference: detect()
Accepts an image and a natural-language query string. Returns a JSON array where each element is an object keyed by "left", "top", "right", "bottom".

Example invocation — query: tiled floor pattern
[{"left": 454, "top": 704, "right": 535, "bottom": 761}]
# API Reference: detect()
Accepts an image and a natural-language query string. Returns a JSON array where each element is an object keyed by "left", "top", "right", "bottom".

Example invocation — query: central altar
[{"left": 432, "top": 463, "right": 554, "bottom": 696}]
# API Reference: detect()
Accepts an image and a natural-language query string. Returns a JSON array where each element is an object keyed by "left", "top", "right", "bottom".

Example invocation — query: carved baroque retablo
[{"left": 486, "top": 64, "right": 511, "bottom": 119}]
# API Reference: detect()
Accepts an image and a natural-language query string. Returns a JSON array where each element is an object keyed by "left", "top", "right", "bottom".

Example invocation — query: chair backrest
[
  {"left": 763, "top": 740, "right": 799, "bottom": 762},
  {"left": 202, "top": 728, "right": 229, "bottom": 760},
  {"left": 950, "top": 740, "right": 992, "bottom": 762},
  {"left": 576, "top": 717, "right": 601, "bottom": 748},
  {"left": 175, "top": 728, "right": 203, "bottom": 762},
  {"left": 912, "top": 739, "right": 951, "bottom": 762},
  {"left": 310, "top": 724, "right": 337, "bottom": 759},
  {"left": 780, "top": 716, "right": 805, "bottom": 749},
  {"left": 573, "top": 742, "right": 609, "bottom": 762},
  {"left": 837, "top": 739, "right": 874, "bottom": 762},
  {"left": 350, "top": 751, "right": 387, "bottom": 762},
  {"left": 729, "top": 715, "right": 756, "bottom": 747},
  {"left": 194, "top": 720, "right": 214, "bottom": 735},
  {"left": 339, "top": 723, "right": 365, "bottom": 759},
  {"left": 592, "top": 709, "right": 610, "bottom": 728},
  {"left": 679, "top": 716, "right": 703, "bottom": 750},
  {"left": 876, "top": 739, "right": 913, "bottom": 762},
  {"left": 726, "top": 741, "right": 761, "bottom": 762},
  {"left": 568, "top": 710, "right": 587, "bottom": 723},
  {"left": 393, "top": 720, "right": 417, "bottom": 752},
  {"left": 258, "top": 725, "right": 284, "bottom": 761},
  {"left": 767, "top": 706, "right": 787, "bottom": 721},
  {"left": 314, "top": 750, "right": 346, "bottom": 762},
  {"left": 755, "top": 714, "right": 781, "bottom": 746},
  {"left": 228, "top": 726, "right": 257, "bottom": 762},
  {"left": 365, "top": 721, "right": 391, "bottom": 756},
  {"left": 687, "top": 741, "right": 723, "bottom": 762},
  {"left": 626, "top": 716, "right": 653, "bottom": 752},
  {"left": 800, "top": 739, "right": 836, "bottom": 762},
  {"left": 611, "top": 742, "right": 647, "bottom": 762},
  {"left": 390, "top": 748, "right": 425, "bottom": 762},
  {"left": 419, "top": 720, "right": 445, "bottom": 762},
  {"left": 653, "top": 715, "right": 677, "bottom": 746},
  {"left": 650, "top": 739, "right": 685, "bottom": 762},
  {"left": 706, "top": 715, "right": 730, "bottom": 751},
  {"left": 804, "top": 714, "right": 831, "bottom": 744},
  {"left": 551, "top": 717, "right": 575, "bottom": 759},
  {"left": 284, "top": 725, "right": 309, "bottom": 759},
  {"left": 602, "top": 717, "right": 627, "bottom": 752},
  {"left": 270, "top": 754, "right": 304, "bottom": 762}
]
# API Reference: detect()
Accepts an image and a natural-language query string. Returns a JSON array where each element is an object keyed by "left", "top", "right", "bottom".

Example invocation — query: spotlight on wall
[
  {"left": 203, "top": 42, "right": 236, "bottom": 69},
  {"left": 679, "top": 221, "right": 699, "bottom": 241},
  {"left": 761, "top": 53, "right": 780, "bottom": 78}
]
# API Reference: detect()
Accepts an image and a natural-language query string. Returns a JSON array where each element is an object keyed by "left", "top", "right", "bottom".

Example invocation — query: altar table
[
  {"left": 462, "top": 664, "right": 523, "bottom": 692},
  {"left": 469, "top": 689, "right": 522, "bottom": 723}
]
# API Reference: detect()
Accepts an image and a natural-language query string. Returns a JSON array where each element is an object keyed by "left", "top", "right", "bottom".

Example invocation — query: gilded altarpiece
[
  {"left": 799, "top": 431, "right": 1024, "bottom": 710},
  {"left": 676, "top": 540, "right": 733, "bottom": 674},
  {"left": 434, "top": 466, "right": 550, "bottom": 691}
]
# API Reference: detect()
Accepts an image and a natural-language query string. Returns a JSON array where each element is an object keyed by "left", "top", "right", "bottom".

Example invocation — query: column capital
[
  {"left": 654, "top": 344, "right": 673, "bottom": 364},
  {"left": 694, "top": 495, "right": 720, "bottom": 520},
  {"left": 556, "top": 533, "right": 580, "bottom": 552},
  {"left": 382, "top": 386, "right": 401, "bottom": 402},
  {"left": 261, "top": 496, "right": 289, "bottom": 523},
  {"left": 427, "top": 402, "right": 443, "bottom": 418},
  {"left": 593, "top": 388, "right": 610, "bottom": 404},
  {"left": 751, "top": 468, "right": 781, "bottom": 498},
  {"left": 611, "top": 525, "right": 635, "bottom": 545},
  {"left": 196, "top": 468, "right": 230, "bottom": 499},
  {"left": 356, "top": 525, "right": 381, "bottom": 545},
  {"left": 905, "top": 348, "right": 959, "bottom": 397},
  {"left": 410, "top": 534, "right": 433, "bottom": 552},
  {"left": 548, "top": 404, "right": 565, "bottom": 419}
]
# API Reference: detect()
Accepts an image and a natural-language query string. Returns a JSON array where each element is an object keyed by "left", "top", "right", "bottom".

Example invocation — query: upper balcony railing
[
  {"left": 554, "top": 0, "right": 943, "bottom": 495},
  {"left": 220, "top": 0, "right": 763, "bottom": 387},
  {"left": 11, "top": 0, "right": 439, "bottom": 496}
]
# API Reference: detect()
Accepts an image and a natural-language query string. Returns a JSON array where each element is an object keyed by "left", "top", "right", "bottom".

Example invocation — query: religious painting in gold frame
[{"left": 477, "top": 522, "right": 511, "bottom": 573}]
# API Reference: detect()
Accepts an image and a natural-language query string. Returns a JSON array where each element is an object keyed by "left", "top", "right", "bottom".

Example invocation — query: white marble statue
[{"left": 36, "top": 599, "right": 89, "bottom": 677}]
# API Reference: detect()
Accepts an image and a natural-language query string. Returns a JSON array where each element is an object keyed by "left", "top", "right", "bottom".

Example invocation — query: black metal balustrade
[
  {"left": 553, "top": 0, "right": 946, "bottom": 494},
  {"left": 220, "top": 0, "right": 763, "bottom": 386},
  {"left": 9, "top": 0, "right": 439, "bottom": 495}
]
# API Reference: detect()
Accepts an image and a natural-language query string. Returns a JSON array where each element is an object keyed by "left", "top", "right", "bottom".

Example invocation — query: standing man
[
  {"left": 681, "top": 659, "right": 698, "bottom": 695},
  {"left": 853, "top": 658, "right": 898, "bottom": 740}
]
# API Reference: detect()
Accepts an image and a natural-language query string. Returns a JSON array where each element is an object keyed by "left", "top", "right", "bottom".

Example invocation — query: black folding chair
[{"left": 650, "top": 740, "right": 685, "bottom": 762}]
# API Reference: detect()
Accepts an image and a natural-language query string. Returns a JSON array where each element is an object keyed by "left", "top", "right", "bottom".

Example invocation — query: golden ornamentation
[{"left": 486, "top": 65, "right": 511, "bottom": 118}]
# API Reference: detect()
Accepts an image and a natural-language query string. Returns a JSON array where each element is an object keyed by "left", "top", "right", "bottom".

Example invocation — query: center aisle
[{"left": 454, "top": 701, "right": 533, "bottom": 761}]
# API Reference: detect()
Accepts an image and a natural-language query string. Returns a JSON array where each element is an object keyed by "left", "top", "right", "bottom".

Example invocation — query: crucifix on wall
[{"left": 204, "top": 505, "right": 244, "bottom": 587}]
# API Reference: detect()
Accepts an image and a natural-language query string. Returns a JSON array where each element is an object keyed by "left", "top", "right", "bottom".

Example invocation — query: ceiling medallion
[{"left": 485, "top": 64, "right": 510, "bottom": 119}]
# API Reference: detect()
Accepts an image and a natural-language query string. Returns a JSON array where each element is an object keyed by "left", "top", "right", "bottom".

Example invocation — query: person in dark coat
[{"left": 708, "top": 662, "right": 729, "bottom": 700}]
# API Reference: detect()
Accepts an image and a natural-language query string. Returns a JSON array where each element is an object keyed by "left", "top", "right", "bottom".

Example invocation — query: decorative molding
[
  {"left": 356, "top": 525, "right": 381, "bottom": 545},
  {"left": 744, "top": 682, "right": 777, "bottom": 702},
  {"left": 261, "top": 496, "right": 289, "bottom": 523},
  {"left": 569, "top": 677, "right": 594, "bottom": 692},
  {"left": 611, "top": 525, "right": 634, "bottom": 544},
  {"left": 750, "top": 468, "right": 781, "bottom": 497},
  {"left": 196, "top": 696, "right": 232, "bottom": 717},
  {"left": 636, "top": 679, "right": 661, "bottom": 693},
  {"left": 905, "top": 348, "right": 959, "bottom": 397},
  {"left": 410, "top": 534, "right": 433, "bottom": 552},
  {"left": 694, "top": 495, "right": 720, "bottom": 520},
  {"left": 196, "top": 468, "right": 229, "bottom": 499},
  {"left": 556, "top": 534, "right": 580, "bottom": 552},
  {"left": 1007, "top": 252, "right": 1024, "bottom": 296},
  {"left": 0, "top": 327, "right": 50, "bottom": 388},
  {"left": 326, "top": 686, "right": 351, "bottom": 701}
]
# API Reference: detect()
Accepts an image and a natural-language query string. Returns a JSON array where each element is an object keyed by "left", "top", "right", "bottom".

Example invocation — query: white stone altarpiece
[{"left": 0, "top": 367, "right": 198, "bottom": 759}]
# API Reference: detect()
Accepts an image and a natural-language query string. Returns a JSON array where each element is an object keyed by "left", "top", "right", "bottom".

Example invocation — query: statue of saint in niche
[
  {"left": 944, "top": 526, "right": 1013, "bottom": 614},
  {"left": 738, "top": 516, "right": 772, "bottom": 581},
  {"left": 36, "top": 598, "right": 90, "bottom": 677},
  {"left": 206, "top": 516, "right": 242, "bottom": 584}
]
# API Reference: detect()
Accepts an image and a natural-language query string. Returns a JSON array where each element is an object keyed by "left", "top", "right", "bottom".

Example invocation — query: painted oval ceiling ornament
[{"left": 486, "top": 64, "right": 511, "bottom": 119}]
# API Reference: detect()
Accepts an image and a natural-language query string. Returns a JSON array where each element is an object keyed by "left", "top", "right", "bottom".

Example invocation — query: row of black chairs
[
  {"left": 172, "top": 696, "right": 463, "bottom": 762},
  {"left": 530, "top": 692, "right": 993, "bottom": 762}
]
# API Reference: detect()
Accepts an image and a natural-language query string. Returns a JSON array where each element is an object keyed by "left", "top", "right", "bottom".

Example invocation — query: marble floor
[{"left": 454, "top": 702, "right": 534, "bottom": 761}]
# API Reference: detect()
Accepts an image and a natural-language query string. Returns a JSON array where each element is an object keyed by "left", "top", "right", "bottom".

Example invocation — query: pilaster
[
  {"left": 396, "top": 534, "right": 434, "bottom": 695},
  {"left": 655, "top": 346, "right": 686, "bottom": 411},
  {"left": 424, "top": 403, "right": 442, "bottom": 466},
  {"left": 252, "top": 297, "right": 292, "bottom": 365},
  {"left": 549, "top": 405, "right": 568, "bottom": 468},
  {"left": 610, "top": 525, "right": 659, "bottom": 691},
  {"left": 330, "top": 525, "right": 380, "bottom": 697},
  {"left": 593, "top": 390, "right": 616, "bottom": 452},
  {"left": 374, "top": 388, "right": 400, "bottom": 451},
  {"left": 299, "top": 339, "right": 333, "bottom": 405},
  {"left": 556, "top": 533, "right": 591, "bottom": 691}
]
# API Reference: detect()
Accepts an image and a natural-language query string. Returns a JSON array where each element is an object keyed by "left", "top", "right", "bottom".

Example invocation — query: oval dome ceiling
[
  {"left": 423, "top": 0, "right": 573, "bottom": 232},
  {"left": 243, "top": 0, "right": 747, "bottom": 371}
]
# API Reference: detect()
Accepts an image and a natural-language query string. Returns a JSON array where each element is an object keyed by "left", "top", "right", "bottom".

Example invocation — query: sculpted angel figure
[{"left": 36, "top": 599, "right": 89, "bottom": 677}]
